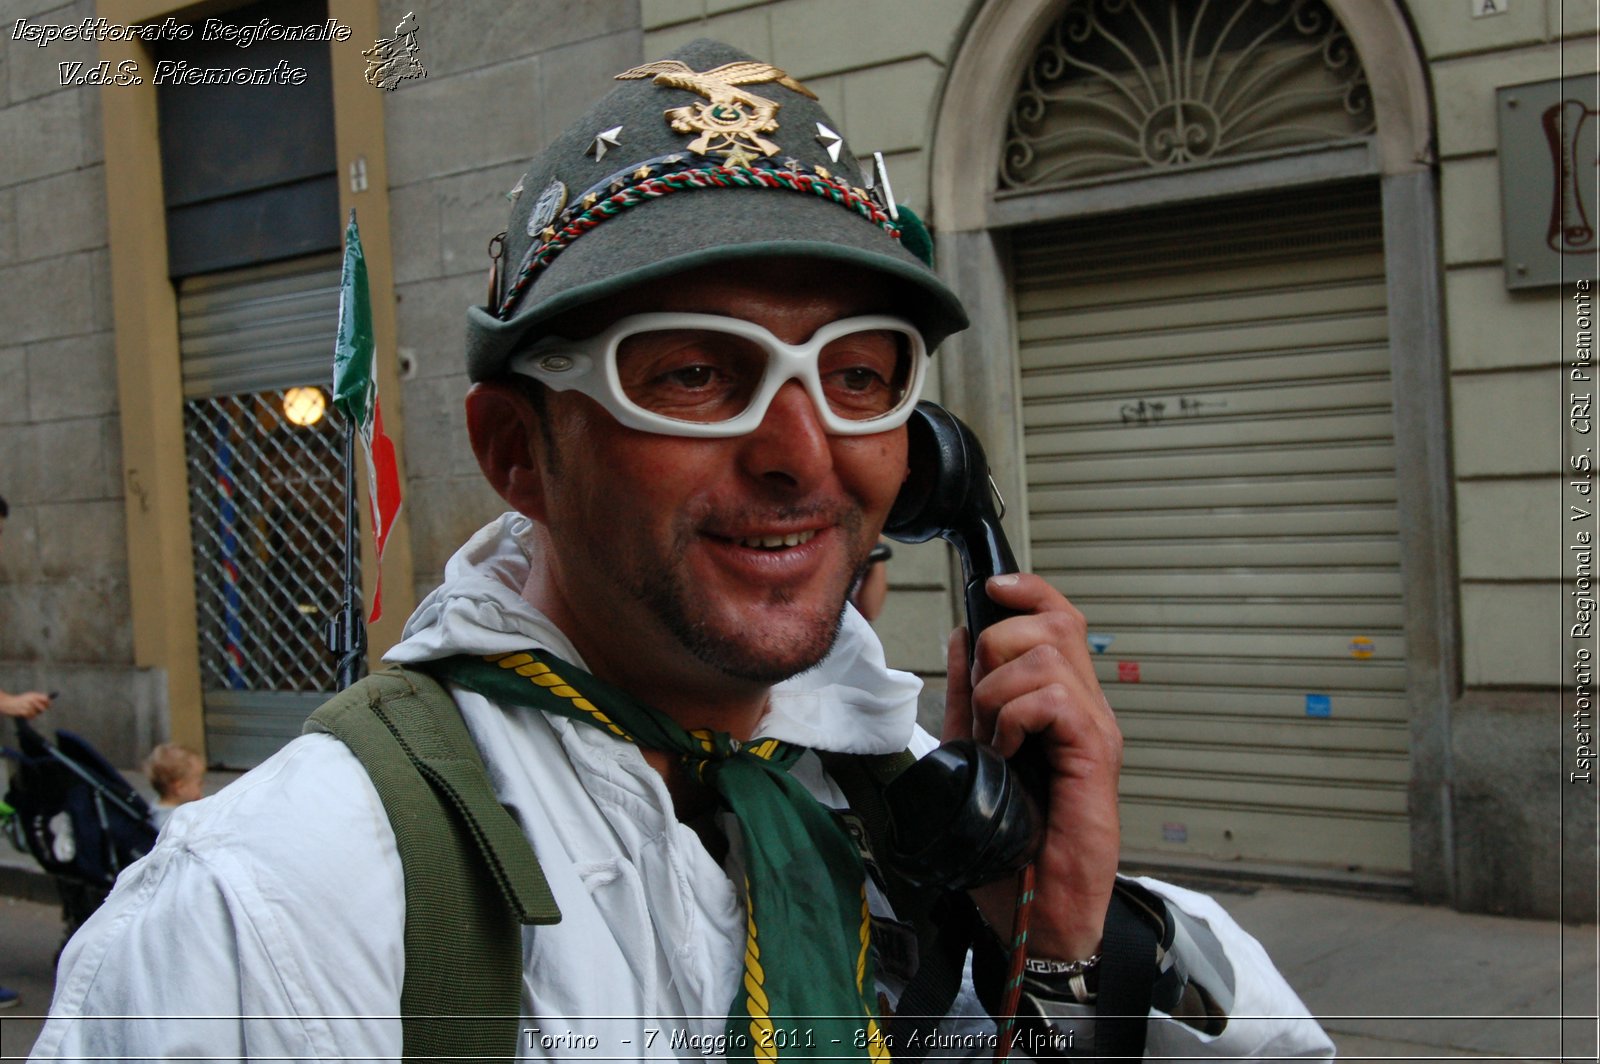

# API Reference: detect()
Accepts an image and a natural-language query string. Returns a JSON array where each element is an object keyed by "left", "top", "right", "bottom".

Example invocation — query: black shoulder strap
[
  {"left": 304, "top": 665, "right": 560, "bottom": 1063},
  {"left": 1094, "top": 878, "right": 1164, "bottom": 1059},
  {"left": 819, "top": 749, "right": 979, "bottom": 1063}
]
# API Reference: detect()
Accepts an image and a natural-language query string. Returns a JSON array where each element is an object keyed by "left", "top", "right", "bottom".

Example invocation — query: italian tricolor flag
[{"left": 332, "top": 212, "right": 403, "bottom": 623}]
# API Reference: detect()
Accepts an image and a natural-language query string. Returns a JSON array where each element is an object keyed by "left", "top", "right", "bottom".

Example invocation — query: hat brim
[{"left": 466, "top": 183, "right": 970, "bottom": 382}]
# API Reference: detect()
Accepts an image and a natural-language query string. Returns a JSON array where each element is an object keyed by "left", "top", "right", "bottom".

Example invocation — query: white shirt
[{"left": 34, "top": 514, "right": 1332, "bottom": 1062}]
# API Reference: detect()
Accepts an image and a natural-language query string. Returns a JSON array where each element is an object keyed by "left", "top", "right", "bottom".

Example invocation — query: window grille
[
  {"left": 183, "top": 390, "right": 350, "bottom": 696},
  {"left": 1001, "top": 0, "right": 1375, "bottom": 190}
]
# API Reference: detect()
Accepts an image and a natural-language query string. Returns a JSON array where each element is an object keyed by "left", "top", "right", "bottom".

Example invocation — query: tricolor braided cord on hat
[{"left": 496, "top": 163, "right": 902, "bottom": 320}]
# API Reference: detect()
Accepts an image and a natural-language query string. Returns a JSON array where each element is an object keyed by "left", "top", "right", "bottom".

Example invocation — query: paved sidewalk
[
  {"left": 1215, "top": 887, "right": 1597, "bottom": 1062},
  {"left": 2, "top": 871, "right": 1594, "bottom": 1060},
  {"left": 0, "top": 894, "right": 56, "bottom": 1060}
]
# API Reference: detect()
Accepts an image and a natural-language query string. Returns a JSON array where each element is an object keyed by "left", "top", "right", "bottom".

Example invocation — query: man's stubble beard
[
  {"left": 535, "top": 402, "right": 877, "bottom": 685},
  {"left": 624, "top": 508, "right": 870, "bottom": 686}
]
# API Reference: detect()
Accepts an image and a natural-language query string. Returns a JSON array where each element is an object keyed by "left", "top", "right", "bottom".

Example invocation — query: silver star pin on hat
[
  {"left": 815, "top": 122, "right": 844, "bottom": 163},
  {"left": 587, "top": 125, "right": 623, "bottom": 162}
]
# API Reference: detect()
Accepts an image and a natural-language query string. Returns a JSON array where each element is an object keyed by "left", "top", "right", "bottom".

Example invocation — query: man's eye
[
  {"left": 663, "top": 364, "right": 718, "bottom": 389},
  {"left": 837, "top": 367, "right": 884, "bottom": 391}
]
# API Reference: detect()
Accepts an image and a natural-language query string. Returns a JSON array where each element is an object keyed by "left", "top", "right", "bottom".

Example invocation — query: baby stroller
[{"left": 2, "top": 719, "right": 158, "bottom": 949}]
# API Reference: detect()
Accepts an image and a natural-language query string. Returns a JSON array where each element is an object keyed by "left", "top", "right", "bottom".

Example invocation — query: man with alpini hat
[{"left": 36, "top": 39, "right": 1330, "bottom": 1062}]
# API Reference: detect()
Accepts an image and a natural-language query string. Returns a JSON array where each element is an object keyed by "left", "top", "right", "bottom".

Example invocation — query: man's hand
[
  {"left": 0, "top": 691, "right": 52, "bottom": 720},
  {"left": 943, "top": 573, "right": 1122, "bottom": 963}
]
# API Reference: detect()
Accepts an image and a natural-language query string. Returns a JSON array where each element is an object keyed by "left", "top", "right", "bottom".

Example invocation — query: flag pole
[
  {"left": 332, "top": 407, "right": 367, "bottom": 689},
  {"left": 330, "top": 208, "right": 368, "bottom": 690}
]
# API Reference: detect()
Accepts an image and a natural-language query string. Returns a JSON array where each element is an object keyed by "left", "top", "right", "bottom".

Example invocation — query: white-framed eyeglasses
[{"left": 506, "top": 312, "right": 929, "bottom": 437}]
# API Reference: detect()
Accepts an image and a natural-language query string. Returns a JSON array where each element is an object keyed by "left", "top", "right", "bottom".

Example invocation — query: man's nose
[{"left": 738, "top": 379, "right": 833, "bottom": 488}]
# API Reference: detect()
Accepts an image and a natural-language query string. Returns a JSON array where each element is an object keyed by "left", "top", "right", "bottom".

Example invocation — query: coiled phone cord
[{"left": 992, "top": 861, "right": 1037, "bottom": 1062}]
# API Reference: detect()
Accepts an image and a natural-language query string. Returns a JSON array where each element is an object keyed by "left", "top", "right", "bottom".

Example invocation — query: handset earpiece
[
  {"left": 885, "top": 403, "right": 1020, "bottom": 649},
  {"left": 880, "top": 402, "right": 1047, "bottom": 890}
]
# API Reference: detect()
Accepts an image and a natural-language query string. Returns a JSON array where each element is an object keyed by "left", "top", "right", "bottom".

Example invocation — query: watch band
[
  {"left": 1022, "top": 952, "right": 1101, "bottom": 1004},
  {"left": 1023, "top": 952, "right": 1101, "bottom": 977}
]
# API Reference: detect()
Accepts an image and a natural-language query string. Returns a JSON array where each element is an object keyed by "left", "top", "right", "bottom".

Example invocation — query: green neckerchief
[{"left": 428, "top": 650, "right": 889, "bottom": 1064}]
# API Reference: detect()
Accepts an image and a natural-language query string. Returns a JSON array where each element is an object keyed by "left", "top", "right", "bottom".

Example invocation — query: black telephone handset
[{"left": 879, "top": 402, "right": 1048, "bottom": 890}]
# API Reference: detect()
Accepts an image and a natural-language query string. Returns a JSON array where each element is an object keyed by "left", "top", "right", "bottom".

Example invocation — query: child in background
[{"left": 144, "top": 743, "right": 205, "bottom": 830}]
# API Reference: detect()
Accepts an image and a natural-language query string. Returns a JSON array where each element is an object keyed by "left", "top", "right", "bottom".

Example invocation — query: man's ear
[{"left": 465, "top": 380, "right": 549, "bottom": 520}]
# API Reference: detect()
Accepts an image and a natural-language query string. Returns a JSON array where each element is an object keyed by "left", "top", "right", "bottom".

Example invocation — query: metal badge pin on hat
[
  {"left": 615, "top": 59, "right": 816, "bottom": 164},
  {"left": 526, "top": 180, "right": 568, "bottom": 238}
]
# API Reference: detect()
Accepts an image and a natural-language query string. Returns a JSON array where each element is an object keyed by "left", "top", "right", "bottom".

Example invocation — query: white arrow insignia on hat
[
  {"left": 588, "top": 125, "right": 623, "bottom": 162},
  {"left": 815, "top": 122, "right": 844, "bottom": 162}
]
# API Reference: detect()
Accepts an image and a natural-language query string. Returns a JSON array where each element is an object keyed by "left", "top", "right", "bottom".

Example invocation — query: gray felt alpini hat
[{"left": 465, "top": 38, "right": 969, "bottom": 382}]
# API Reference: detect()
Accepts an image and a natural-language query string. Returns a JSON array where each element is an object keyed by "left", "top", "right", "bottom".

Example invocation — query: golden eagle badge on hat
[{"left": 615, "top": 60, "right": 818, "bottom": 167}]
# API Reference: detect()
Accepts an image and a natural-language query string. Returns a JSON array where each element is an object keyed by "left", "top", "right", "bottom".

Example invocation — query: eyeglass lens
[{"left": 615, "top": 328, "right": 915, "bottom": 425}]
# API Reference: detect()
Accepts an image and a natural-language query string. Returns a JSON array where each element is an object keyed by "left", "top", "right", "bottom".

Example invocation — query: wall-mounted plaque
[{"left": 1498, "top": 75, "right": 1599, "bottom": 289}]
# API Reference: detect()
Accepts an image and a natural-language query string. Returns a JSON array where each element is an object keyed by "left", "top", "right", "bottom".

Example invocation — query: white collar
[{"left": 385, "top": 513, "right": 921, "bottom": 754}]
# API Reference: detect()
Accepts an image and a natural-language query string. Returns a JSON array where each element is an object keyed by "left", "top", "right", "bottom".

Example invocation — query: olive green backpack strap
[{"left": 304, "top": 664, "right": 561, "bottom": 1063}]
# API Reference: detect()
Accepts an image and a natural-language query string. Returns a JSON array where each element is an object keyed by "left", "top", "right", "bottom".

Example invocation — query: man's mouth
[{"left": 734, "top": 530, "right": 819, "bottom": 550}]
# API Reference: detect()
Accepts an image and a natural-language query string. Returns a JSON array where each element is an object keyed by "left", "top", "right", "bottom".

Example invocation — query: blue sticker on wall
[
  {"left": 1087, "top": 633, "right": 1115, "bottom": 655},
  {"left": 1305, "top": 694, "right": 1332, "bottom": 718}
]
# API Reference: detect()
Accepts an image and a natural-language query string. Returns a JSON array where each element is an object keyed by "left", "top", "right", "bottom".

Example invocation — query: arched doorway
[{"left": 931, "top": 0, "right": 1454, "bottom": 891}]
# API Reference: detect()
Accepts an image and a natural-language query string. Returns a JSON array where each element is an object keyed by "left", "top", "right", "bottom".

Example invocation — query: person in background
[
  {"left": 143, "top": 743, "right": 206, "bottom": 831},
  {"left": 0, "top": 494, "right": 52, "bottom": 726},
  {"left": 850, "top": 541, "right": 893, "bottom": 622},
  {"left": 0, "top": 688, "right": 50, "bottom": 723},
  {"left": 0, "top": 490, "right": 50, "bottom": 1009},
  {"left": 0, "top": 690, "right": 49, "bottom": 720}
]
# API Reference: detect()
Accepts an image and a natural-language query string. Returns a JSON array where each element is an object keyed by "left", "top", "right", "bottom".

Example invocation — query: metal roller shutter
[
  {"left": 177, "top": 254, "right": 353, "bottom": 768},
  {"left": 1013, "top": 182, "right": 1409, "bottom": 877},
  {"left": 178, "top": 254, "right": 344, "bottom": 397}
]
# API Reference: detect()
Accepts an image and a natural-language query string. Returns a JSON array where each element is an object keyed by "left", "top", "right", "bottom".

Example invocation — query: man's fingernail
[{"left": 991, "top": 573, "right": 1020, "bottom": 587}]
